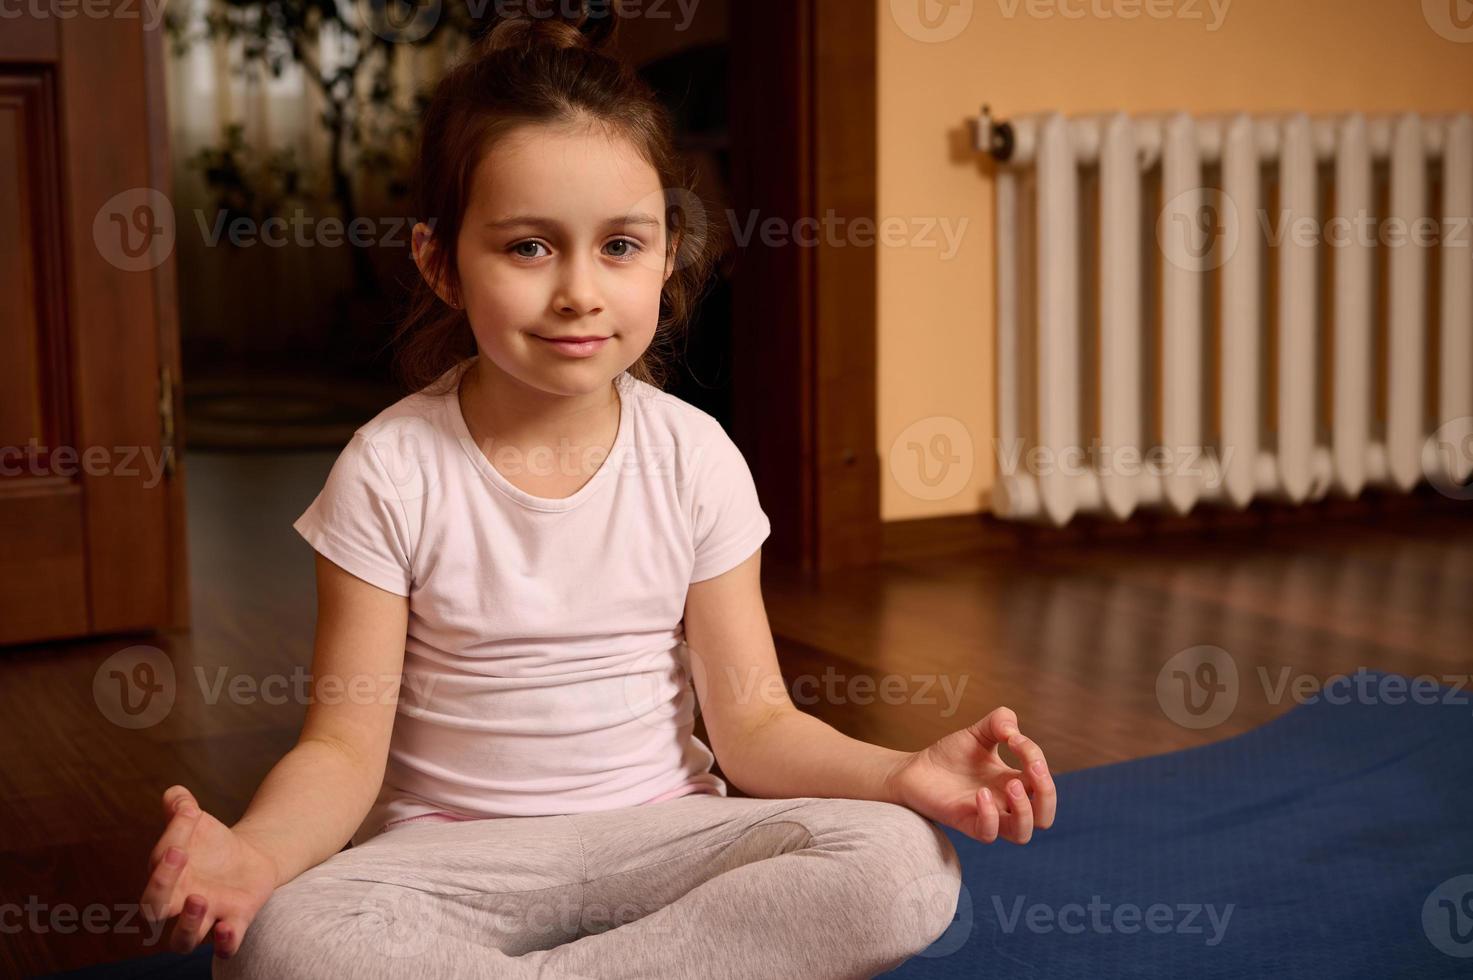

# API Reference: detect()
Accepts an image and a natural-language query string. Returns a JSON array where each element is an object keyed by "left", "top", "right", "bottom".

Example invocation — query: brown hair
[{"left": 389, "top": 0, "right": 723, "bottom": 396}]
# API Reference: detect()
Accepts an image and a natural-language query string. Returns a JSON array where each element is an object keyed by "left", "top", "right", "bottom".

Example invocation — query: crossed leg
[{"left": 214, "top": 793, "right": 961, "bottom": 980}]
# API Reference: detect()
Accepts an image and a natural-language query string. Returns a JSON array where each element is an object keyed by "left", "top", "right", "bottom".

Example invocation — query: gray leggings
[{"left": 212, "top": 793, "right": 963, "bottom": 980}]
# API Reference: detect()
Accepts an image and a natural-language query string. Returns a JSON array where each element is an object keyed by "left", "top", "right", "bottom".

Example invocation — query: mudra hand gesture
[{"left": 884, "top": 706, "right": 1057, "bottom": 844}]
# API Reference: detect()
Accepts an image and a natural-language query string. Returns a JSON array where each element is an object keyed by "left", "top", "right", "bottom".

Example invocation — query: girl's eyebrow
[{"left": 484, "top": 212, "right": 662, "bottom": 231}]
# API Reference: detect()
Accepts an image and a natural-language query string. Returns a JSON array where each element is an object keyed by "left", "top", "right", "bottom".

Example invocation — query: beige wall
[{"left": 877, "top": 0, "right": 1473, "bottom": 521}]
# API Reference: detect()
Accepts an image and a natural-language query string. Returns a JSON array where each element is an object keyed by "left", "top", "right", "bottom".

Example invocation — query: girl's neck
[{"left": 457, "top": 355, "right": 621, "bottom": 457}]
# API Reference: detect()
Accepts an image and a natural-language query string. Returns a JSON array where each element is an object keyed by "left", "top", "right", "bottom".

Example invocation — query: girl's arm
[
  {"left": 683, "top": 547, "right": 904, "bottom": 802},
  {"left": 684, "top": 547, "right": 1056, "bottom": 845},
  {"left": 141, "top": 552, "right": 409, "bottom": 957},
  {"left": 230, "top": 551, "right": 410, "bottom": 883}
]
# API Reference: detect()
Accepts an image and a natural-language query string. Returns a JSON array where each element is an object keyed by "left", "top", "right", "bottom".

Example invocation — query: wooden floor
[{"left": 3, "top": 451, "right": 1471, "bottom": 974}]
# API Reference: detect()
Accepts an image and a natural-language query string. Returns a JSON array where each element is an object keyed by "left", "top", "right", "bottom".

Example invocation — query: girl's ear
[{"left": 412, "top": 221, "right": 459, "bottom": 309}]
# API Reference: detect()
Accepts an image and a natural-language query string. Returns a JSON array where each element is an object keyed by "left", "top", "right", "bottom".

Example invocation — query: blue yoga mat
[
  {"left": 47, "top": 672, "right": 1473, "bottom": 979},
  {"left": 883, "top": 670, "right": 1473, "bottom": 979}
]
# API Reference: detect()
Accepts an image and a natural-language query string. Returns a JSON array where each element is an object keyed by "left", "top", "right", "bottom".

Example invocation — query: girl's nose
[{"left": 553, "top": 252, "right": 605, "bottom": 316}]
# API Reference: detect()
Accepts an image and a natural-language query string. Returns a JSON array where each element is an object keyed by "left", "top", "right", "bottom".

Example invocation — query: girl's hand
[
  {"left": 883, "top": 706, "right": 1057, "bottom": 845},
  {"left": 139, "top": 785, "right": 279, "bottom": 959}
]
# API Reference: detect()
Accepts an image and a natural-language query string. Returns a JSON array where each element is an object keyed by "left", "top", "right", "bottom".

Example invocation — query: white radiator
[{"left": 979, "top": 110, "right": 1473, "bottom": 527}]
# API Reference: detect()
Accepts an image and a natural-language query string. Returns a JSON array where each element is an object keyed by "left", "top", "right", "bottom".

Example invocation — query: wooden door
[
  {"left": 0, "top": 11, "right": 187, "bottom": 645},
  {"left": 729, "top": 0, "right": 880, "bottom": 576}
]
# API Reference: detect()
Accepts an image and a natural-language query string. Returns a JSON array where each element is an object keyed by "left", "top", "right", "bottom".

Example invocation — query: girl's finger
[
  {"left": 1000, "top": 777, "right": 1035, "bottom": 845},
  {"left": 140, "top": 845, "right": 188, "bottom": 927},
  {"left": 149, "top": 800, "right": 201, "bottom": 874},
  {"left": 169, "top": 893, "right": 212, "bottom": 955},
  {"left": 968, "top": 706, "right": 1021, "bottom": 751},
  {"left": 1027, "top": 758, "right": 1058, "bottom": 830},
  {"left": 1004, "top": 731, "right": 1047, "bottom": 772},
  {"left": 973, "top": 786, "right": 1001, "bottom": 844},
  {"left": 213, "top": 916, "right": 245, "bottom": 959},
  {"left": 160, "top": 785, "right": 198, "bottom": 823}
]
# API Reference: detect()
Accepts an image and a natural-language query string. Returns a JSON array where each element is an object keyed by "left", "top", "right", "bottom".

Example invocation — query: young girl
[{"left": 142, "top": 8, "right": 1056, "bottom": 978}]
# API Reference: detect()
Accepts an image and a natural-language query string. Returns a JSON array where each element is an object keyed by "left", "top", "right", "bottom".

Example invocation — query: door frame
[{"left": 729, "top": 0, "right": 880, "bottom": 577}]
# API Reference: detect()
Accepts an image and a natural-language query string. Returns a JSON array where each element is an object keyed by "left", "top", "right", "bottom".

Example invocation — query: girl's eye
[
  {"left": 506, "top": 239, "right": 645, "bottom": 261},
  {"left": 605, "top": 238, "right": 644, "bottom": 259},
  {"left": 510, "top": 241, "right": 549, "bottom": 260}
]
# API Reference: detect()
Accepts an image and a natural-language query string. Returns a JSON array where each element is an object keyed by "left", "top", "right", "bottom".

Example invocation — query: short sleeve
[
  {"left": 689, "top": 418, "right": 771, "bottom": 583},
  {"left": 293, "top": 432, "right": 414, "bottom": 596}
]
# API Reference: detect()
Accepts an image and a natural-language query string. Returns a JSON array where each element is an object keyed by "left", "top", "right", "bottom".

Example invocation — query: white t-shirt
[{"left": 292, "top": 357, "right": 771, "bottom": 845}]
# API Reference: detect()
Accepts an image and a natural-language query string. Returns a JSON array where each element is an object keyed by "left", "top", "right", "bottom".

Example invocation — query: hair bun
[{"left": 471, "top": 0, "right": 619, "bottom": 57}]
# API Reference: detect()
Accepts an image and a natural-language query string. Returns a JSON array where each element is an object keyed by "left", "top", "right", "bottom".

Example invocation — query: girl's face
[{"left": 428, "top": 120, "right": 674, "bottom": 399}]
